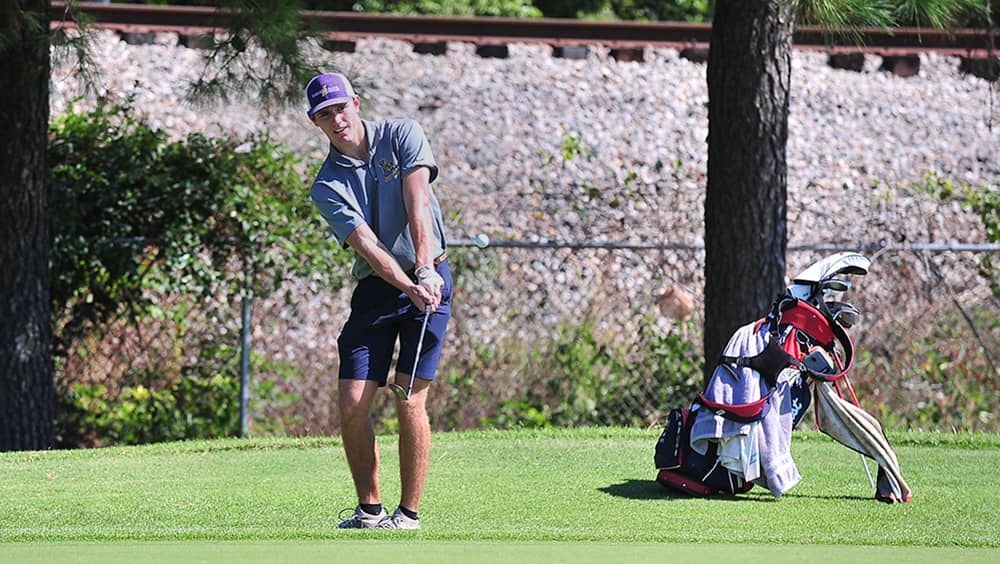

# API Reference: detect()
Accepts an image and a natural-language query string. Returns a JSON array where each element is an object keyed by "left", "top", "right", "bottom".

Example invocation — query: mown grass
[{"left": 0, "top": 428, "right": 997, "bottom": 549}]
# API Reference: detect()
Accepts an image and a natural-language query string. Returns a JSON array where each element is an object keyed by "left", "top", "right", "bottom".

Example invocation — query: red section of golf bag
[
  {"left": 656, "top": 469, "right": 719, "bottom": 497},
  {"left": 777, "top": 299, "right": 859, "bottom": 385},
  {"left": 777, "top": 299, "right": 836, "bottom": 357},
  {"left": 696, "top": 391, "right": 771, "bottom": 423},
  {"left": 654, "top": 407, "right": 754, "bottom": 496}
]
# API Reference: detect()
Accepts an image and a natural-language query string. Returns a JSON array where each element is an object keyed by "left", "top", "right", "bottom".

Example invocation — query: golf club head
[
  {"left": 389, "top": 383, "right": 411, "bottom": 401},
  {"left": 828, "top": 301, "right": 861, "bottom": 328},
  {"left": 820, "top": 279, "right": 852, "bottom": 293}
]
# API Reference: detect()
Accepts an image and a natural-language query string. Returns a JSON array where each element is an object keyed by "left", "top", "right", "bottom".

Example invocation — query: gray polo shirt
[{"left": 311, "top": 118, "right": 446, "bottom": 280}]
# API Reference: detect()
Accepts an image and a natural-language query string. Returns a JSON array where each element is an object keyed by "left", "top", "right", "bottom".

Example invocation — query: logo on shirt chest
[{"left": 377, "top": 158, "right": 400, "bottom": 182}]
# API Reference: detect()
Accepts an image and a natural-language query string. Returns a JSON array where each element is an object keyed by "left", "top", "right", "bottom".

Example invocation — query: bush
[
  {"left": 479, "top": 316, "right": 703, "bottom": 429},
  {"left": 849, "top": 171, "right": 1000, "bottom": 433},
  {"left": 132, "top": 0, "right": 1000, "bottom": 25},
  {"left": 345, "top": 0, "right": 543, "bottom": 17},
  {"left": 165, "top": 0, "right": 544, "bottom": 18},
  {"left": 56, "top": 343, "right": 307, "bottom": 447},
  {"left": 49, "top": 101, "right": 350, "bottom": 350},
  {"left": 49, "top": 100, "right": 349, "bottom": 447},
  {"left": 855, "top": 304, "right": 999, "bottom": 433},
  {"left": 916, "top": 171, "right": 1000, "bottom": 295}
]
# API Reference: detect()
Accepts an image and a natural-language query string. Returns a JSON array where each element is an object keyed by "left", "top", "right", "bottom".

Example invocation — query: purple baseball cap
[{"left": 305, "top": 73, "right": 357, "bottom": 117}]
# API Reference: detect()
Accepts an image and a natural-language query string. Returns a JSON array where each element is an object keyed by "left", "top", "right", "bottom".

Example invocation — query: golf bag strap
[
  {"left": 721, "top": 337, "right": 802, "bottom": 388},
  {"left": 695, "top": 392, "right": 771, "bottom": 423}
]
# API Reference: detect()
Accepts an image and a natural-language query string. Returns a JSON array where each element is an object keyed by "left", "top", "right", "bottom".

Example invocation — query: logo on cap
[
  {"left": 320, "top": 85, "right": 343, "bottom": 98},
  {"left": 306, "top": 73, "right": 356, "bottom": 117}
]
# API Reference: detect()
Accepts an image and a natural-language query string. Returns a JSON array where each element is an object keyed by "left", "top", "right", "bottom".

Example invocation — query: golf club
[
  {"left": 828, "top": 301, "right": 861, "bottom": 328},
  {"left": 390, "top": 310, "right": 431, "bottom": 401},
  {"left": 820, "top": 278, "right": 852, "bottom": 293}
]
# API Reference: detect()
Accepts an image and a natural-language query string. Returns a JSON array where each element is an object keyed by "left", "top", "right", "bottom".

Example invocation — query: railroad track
[{"left": 51, "top": 1, "right": 997, "bottom": 76}]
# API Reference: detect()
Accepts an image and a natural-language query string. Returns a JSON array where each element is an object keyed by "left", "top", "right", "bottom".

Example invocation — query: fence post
[{"left": 239, "top": 293, "right": 253, "bottom": 437}]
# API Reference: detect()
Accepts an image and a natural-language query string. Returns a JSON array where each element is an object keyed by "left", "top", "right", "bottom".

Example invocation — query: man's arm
[
  {"left": 402, "top": 166, "right": 434, "bottom": 272},
  {"left": 401, "top": 166, "right": 443, "bottom": 310},
  {"left": 345, "top": 223, "right": 435, "bottom": 311}
]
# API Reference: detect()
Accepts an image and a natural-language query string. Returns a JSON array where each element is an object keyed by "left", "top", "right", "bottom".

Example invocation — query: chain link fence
[{"left": 54, "top": 238, "right": 1000, "bottom": 445}]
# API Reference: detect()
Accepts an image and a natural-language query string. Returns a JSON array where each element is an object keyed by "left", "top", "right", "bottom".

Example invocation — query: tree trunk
[
  {"left": 0, "top": 0, "right": 54, "bottom": 451},
  {"left": 703, "top": 0, "right": 795, "bottom": 382}
]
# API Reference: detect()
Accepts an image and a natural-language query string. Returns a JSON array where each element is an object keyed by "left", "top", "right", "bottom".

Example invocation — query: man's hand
[
  {"left": 407, "top": 280, "right": 439, "bottom": 313},
  {"left": 415, "top": 264, "right": 444, "bottom": 300}
]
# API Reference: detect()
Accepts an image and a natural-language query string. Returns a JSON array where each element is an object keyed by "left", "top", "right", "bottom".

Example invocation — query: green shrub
[
  {"left": 49, "top": 100, "right": 349, "bottom": 446},
  {"left": 530, "top": 0, "right": 711, "bottom": 21},
  {"left": 49, "top": 100, "right": 350, "bottom": 354},
  {"left": 915, "top": 171, "right": 1000, "bottom": 295},
  {"left": 478, "top": 316, "right": 703, "bottom": 429},
  {"left": 55, "top": 342, "right": 307, "bottom": 447},
  {"left": 353, "top": 0, "right": 542, "bottom": 17},
  {"left": 547, "top": 317, "right": 702, "bottom": 427},
  {"left": 142, "top": 0, "right": 1000, "bottom": 24},
  {"left": 58, "top": 372, "right": 240, "bottom": 447}
]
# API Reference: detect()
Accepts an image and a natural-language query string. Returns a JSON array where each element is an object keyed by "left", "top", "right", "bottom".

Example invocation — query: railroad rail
[{"left": 51, "top": 1, "right": 996, "bottom": 58}]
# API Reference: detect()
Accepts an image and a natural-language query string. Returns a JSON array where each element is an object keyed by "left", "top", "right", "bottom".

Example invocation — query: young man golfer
[{"left": 306, "top": 72, "right": 452, "bottom": 530}]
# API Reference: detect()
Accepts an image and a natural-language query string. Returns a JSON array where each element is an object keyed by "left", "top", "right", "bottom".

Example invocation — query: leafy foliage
[
  {"left": 48, "top": 101, "right": 349, "bottom": 446},
  {"left": 186, "top": 1, "right": 322, "bottom": 109},
  {"left": 49, "top": 100, "right": 349, "bottom": 354},
  {"left": 524, "top": 0, "right": 712, "bottom": 21},
  {"left": 166, "top": 0, "right": 542, "bottom": 17},
  {"left": 480, "top": 316, "right": 703, "bottom": 429},
  {"left": 56, "top": 343, "right": 305, "bottom": 447},
  {"left": 345, "top": 0, "right": 543, "bottom": 17},
  {"left": 60, "top": 373, "right": 239, "bottom": 447},
  {"left": 857, "top": 308, "right": 999, "bottom": 433},
  {"left": 915, "top": 171, "right": 1000, "bottom": 294}
]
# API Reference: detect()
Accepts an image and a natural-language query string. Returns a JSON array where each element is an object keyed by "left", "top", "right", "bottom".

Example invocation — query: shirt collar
[{"left": 328, "top": 120, "right": 377, "bottom": 168}]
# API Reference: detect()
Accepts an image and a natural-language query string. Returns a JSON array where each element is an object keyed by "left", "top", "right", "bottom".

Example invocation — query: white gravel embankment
[{"left": 49, "top": 32, "right": 1000, "bottom": 417}]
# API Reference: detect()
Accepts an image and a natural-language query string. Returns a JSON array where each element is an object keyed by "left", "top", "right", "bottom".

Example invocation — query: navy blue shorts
[{"left": 337, "top": 260, "right": 453, "bottom": 385}]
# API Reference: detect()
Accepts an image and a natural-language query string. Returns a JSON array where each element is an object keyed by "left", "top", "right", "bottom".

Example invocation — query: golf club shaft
[
  {"left": 860, "top": 454, "right": 875, "bottom": 488},
  {"left": 405, "top": 311, "right": 432, "bottom": 396}
]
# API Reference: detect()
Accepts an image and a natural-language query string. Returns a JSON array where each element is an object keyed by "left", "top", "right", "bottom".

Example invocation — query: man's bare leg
[
  {"left": 394, "top": 374, "right": 431, "bottom": 513},
  {"left": 339, "top": 379, "right": 381, "bottom": 505}
]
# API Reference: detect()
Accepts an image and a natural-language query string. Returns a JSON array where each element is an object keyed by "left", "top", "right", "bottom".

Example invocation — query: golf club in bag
[{"left": 654, "top": 252, "right": 912, "bottom": 503}]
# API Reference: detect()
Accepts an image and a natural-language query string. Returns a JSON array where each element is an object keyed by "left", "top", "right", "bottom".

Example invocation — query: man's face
[{"left": 311, "top": 96, "right": 361, "bottom": 145}]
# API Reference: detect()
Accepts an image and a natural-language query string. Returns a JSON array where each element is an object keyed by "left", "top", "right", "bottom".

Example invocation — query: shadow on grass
[
  {"left": 598, "top": 479, "right": 664, "bottom": 500},
  {"left": 601, "top": 478, "right": 876, "bottom": 502},
  {"left": 599, "top": 479, "right": 761, "bottom": 501},
  {"left": 597, "top": 479, "right": 876, "bottom": 503}
]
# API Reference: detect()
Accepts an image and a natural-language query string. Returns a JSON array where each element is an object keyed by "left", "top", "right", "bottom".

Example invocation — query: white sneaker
[
  {"left": 375, "top": 508, "right": 421, "bottom": 530},
  {"left": 337, "top": 506, "right": 388, "bottom": 529}
]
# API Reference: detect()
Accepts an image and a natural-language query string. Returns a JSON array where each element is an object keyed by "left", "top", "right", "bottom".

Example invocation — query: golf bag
[{"left": 654, "top": 252, "right": 912, "bottom": 503}]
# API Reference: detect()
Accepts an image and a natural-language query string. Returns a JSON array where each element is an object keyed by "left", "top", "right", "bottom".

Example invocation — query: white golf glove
[{"left": 415, "top": 264, "right": 444, "bottom": 295}]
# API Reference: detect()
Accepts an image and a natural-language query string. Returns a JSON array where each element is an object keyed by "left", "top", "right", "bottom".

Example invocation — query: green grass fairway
[
  {"left": 2, "top": 541, "right": 998, "bottom": 564},
  {"left": 1, "top": 428, "right": 998, "bottom": 562}
]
